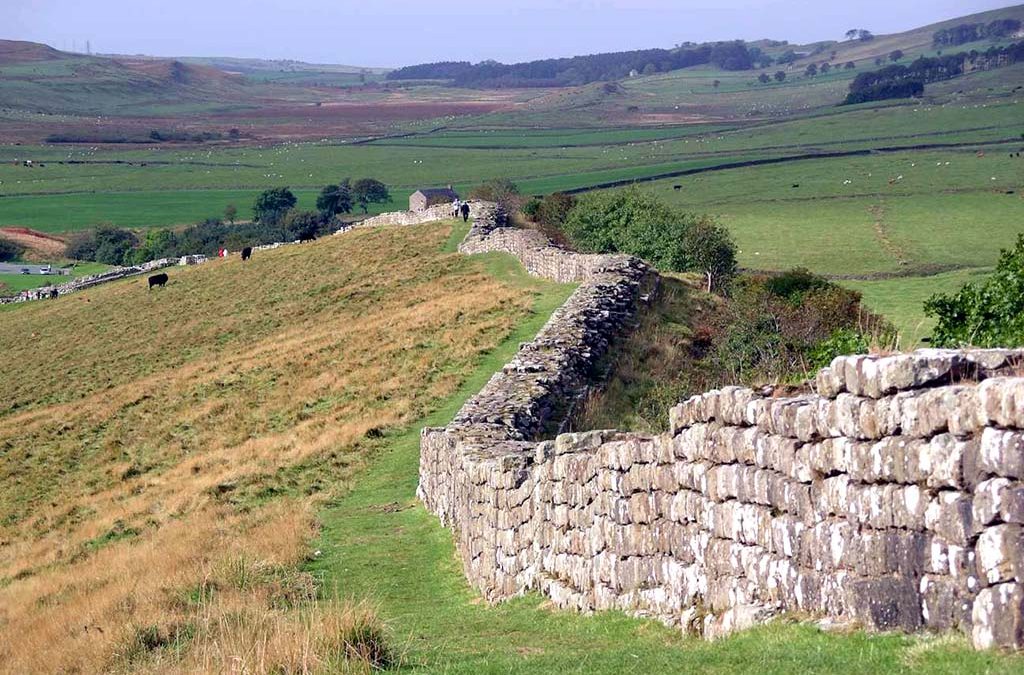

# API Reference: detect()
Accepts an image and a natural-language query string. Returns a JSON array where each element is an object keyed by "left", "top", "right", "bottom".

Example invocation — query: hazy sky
[{"left": 2, "top": 0, "right": 1017, "bottom": 67}]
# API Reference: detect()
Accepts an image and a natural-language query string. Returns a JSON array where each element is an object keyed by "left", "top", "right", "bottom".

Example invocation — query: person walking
[{"left": 460, "top": 201, "right": 470, "bottom": 222}]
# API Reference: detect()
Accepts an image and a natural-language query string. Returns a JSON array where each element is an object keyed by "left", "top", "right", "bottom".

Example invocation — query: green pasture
[{"left": 843, "top": 268, "right": 994, "bottom": 347}]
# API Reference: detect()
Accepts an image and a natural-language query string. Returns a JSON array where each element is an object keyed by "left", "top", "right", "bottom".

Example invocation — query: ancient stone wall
[
  {"left": 421, "top": 345, "right": 1024, "bottom": 649},
  {"left": 417, "top": 203, "right": 1024, "bottom": 650},
  {"left": 351, "top": 201, "right": 489, "bottom": 230}
]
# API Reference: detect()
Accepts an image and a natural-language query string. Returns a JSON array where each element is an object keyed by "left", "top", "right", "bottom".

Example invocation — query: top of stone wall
[{"left": 817, "top": 349, "right": 1024, "bottom": 398}]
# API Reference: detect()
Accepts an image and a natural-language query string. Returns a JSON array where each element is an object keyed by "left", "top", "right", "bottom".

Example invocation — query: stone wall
[
  {"left": 418, "top": 204, "right": 1024, "bottom": 650},
  {"left": 350, "top": 201, "right": 489, "bottom": 230},
  {"left": 422, "top": 343, "right": 1024, "bottom": 648},
  {"left": 0, "top": 258, "right": 175, "bottom": 304}
]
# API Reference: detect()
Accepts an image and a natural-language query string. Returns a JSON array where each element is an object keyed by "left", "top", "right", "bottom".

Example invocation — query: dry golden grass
[{"left": 0, "top": 222, "right": 535, "bottom": 673}]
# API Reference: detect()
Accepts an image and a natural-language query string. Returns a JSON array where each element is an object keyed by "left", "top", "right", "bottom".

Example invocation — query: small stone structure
[
  {"left": 413, "top": 204, "right": 1024, "bottom": 650},
  {"left": 410, "top": 187, "right": 460, "bottom": 212}
]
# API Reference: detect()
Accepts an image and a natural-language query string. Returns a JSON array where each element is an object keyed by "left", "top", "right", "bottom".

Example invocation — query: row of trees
[
  {"left": 933, "top": 19, "right": 1021, "bottom": 47},
  {"left": 386, "top": 41, "right": 767, "bottom": 88},
  {"left": 252, "top": 179, "right": 391, "bottom": 226},
  {"left": 843, "top": 40, "right": 1024, "bottom": 104},
  {"left": 66, "top": 180, "right": 393, "bottom": 266}
]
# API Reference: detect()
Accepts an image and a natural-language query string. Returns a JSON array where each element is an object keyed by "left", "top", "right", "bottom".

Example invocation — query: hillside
[
  {"left": 0, "top": 222, "right": 565, "bottom": 672},
  {"left": 0, "top": 39, "right": 64, "bottom": 64}
]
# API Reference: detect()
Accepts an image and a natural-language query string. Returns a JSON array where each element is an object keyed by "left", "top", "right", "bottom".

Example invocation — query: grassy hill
[{"left": 0, "top": 221, "right": 573, "bottom": 672}]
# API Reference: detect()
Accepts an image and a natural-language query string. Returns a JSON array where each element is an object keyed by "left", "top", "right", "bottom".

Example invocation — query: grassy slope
[{"left": 0, "top": 221, "right": 558, "bottom": 672}]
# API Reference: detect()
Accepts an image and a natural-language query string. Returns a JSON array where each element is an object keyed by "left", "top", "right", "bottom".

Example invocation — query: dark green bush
[{"left": 925, "top": 234, "right": 1024, "bottom": 347}]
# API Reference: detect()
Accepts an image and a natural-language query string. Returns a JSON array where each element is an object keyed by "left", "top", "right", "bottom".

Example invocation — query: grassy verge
[{"left": 308, "top": 260, "right": 1023, "bottom": 673}]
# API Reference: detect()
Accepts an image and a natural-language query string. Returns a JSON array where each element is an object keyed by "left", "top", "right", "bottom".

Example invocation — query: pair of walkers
[{"left": 451, "top": 199, "right": 471, "bottom": 222}]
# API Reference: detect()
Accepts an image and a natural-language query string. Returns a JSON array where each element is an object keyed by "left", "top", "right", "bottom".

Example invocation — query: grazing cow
[
  {"left": 460, "top": 202, "right": 470, "bottom": 222},
  {"left": 673, "top": 185, "right": 682, "bottom": 190},
  {"left": 148, "top": 272, "right": 168, "bottom": 290},
  {"left": 792, "top": 184, "right": 800, "bottom": 188},
  {"left": 241, "top": 246, "right": 253, "bottom": 261}
]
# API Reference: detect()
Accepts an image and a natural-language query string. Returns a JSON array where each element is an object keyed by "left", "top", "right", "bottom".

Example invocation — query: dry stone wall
[
  {"left": 351, "top": 201, "right": 489, "bottom": 230},
  {"left": 417, "top": 204, "right": 1024, "bottom": 650}
]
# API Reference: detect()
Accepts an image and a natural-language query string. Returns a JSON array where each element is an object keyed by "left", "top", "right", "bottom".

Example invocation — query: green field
[{"left": 1, "top": 10, "right": 1022, "bottom": 344}]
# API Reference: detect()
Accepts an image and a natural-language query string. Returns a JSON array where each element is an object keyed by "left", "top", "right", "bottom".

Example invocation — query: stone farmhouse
[{"left": 410, "top": 187, "right": 459, "bottom": 212}]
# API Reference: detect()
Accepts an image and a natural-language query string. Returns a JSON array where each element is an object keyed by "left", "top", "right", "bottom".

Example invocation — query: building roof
[{"left": 413, "top": 187, "right": 459, "bottom": 199}]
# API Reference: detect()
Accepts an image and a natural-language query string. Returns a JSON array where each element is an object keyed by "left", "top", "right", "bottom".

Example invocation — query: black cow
[
  {"left": 460, "top": 202, "right": 470, "bottom": 222},
  {"left": 673, "top": 185, "right": 682, "bottom": 190},
  {"left": 49, "top": 288, "right": 58, "bottom": 299},
  {"left": 298, "top": 233, "right": 317, "bottom": 243},
  {"left": 241, "top": 246, "right": 253, "bottom": 261},
  {"left": 148, "top": 273, "right": 168, "bottom": 290}
]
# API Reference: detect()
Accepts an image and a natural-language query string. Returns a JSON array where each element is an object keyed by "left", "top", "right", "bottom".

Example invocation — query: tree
[
  {"left": 73, "top": 225, "right": 138, "bottom": 265},
  {"left": 469, "top": 178, "right": 522, "bottom": 213},
  {"left": 774, "top": 70, "right": 787, "bottom": 82},
  {"left": 316, "top": 181, "right": 353, "bottom": 217},
  {"left": 889, "top": 49, "right": 904, "bottom": 63},
  {"left": 924, "top": 234, "right": 1024, "bottom": 347},
  {"left": 560, "top": 187, "right": 705, "bottom": 272},
  {"left": 844, "top": 61, "right": 856, "bottom": 70},
  {"left": 682, "top": 221, "right": 738, "bottom": 293},
  {"left": 805, "top": 63, "right": 818, "bottom": 77},
  {"left": 0, "top": 239, "right": 23, "bottom": 262},
  {"left": 776, "top": 50, "right": 799, "bottom": 65},
  {"left": 132, "top": 228, "right": 177, "bottom": 264},
  {"left": 253, "top": 187, "right": 297, "bottom": 224},
  {"left": 820, "top": 62, "right": 832, "bottom": 74},
  {"left": 352, "top": 178, "right": 391, "bottom": 214},
  {"left": 757, "top": 73, "right": 771, "bottom": 84},
  {"left": 283, "top": 210, "right": 324, "bottom": 241},
  {"left": 709, "top": 41, "right": 753, "bottom": 71},
  {"left": 845, "top": 29, "right": 860, "bottom": 41},
  {"left": 224, "top": 204, "right": 237, "bottom": 225},
  {"left": 535, "top": 192, "right": 577, "bottom": 227},
  {"left": 857, "top": 29, "right": 874, "bottom": 42},
  {"left": 712, "top": 79, "right": 721, "bottom": 89}
]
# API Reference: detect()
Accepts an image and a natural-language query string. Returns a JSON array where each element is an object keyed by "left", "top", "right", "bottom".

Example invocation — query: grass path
[{"left": 307, "top": 229, "right": 1023, "bottom": 673}]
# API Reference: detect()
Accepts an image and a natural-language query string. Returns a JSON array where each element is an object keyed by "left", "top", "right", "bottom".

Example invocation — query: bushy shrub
[
  {"left": 67, "top": 226, "right": 138, "bottom": 265},
  {"left": 560, "top": 187, "right": 716, "bottom": 273},
  {"left": 470, "top": 178, "right": 522, "bottom": 213},
  {"left": 254, "top": 187, "right": 297, "bottom": 224},
  {"left": 534, "top": 192, "right": 577, "bottom": 228},
  {"left": 925, "top": 234, "right": 1024, "bottom": 347},
  {"left": 712, "top": 271, "right": 890, "bottom": 382},
  {"left": 0, "top": 239, "right": 24, "bottom": 262}
]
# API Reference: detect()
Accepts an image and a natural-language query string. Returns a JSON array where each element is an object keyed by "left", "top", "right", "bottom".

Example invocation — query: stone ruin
[{"left": 415, "top": 203, "right": 1024, "bottom": 650}]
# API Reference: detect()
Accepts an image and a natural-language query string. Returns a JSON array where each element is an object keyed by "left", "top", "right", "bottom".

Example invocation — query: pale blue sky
[{"left": 1, "top": 0, "right": 1017, "bottom": 67}]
